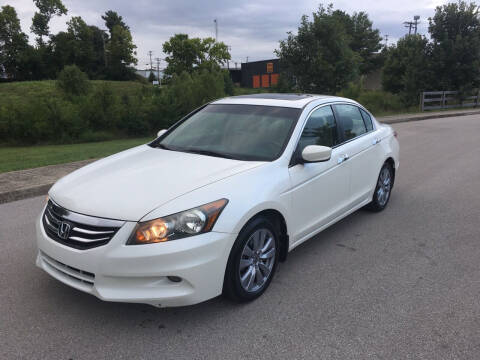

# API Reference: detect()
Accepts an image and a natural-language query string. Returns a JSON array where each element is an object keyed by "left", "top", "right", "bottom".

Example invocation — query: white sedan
[{"left": 36, "top": 94, "right": 399, "bottom": 307}]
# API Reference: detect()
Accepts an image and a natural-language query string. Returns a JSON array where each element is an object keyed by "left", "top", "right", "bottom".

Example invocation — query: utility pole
[
  {"left": 148, "top": 51, "right": 153, "bottom": 72},
  {"left": 155, "top": 57, "right": 161, "bottom": 85},
  {"left": 246, "top": 56, "right": 249, "bottom": 63},
  {"left": 413, "top": 15, "right": 420, "bottom": 35},
  {"left": 214, "top": 19, "right": 218, "bottom": 41},
  {"left": 404, "top": 15, "right": 420, "bottom": 35},
  {"left": 404, "top": 21, "right": 413, "bottom": 35}
]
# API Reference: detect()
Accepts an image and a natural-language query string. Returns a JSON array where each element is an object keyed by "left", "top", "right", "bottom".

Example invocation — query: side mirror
[
  {"left": 301, "top": 145, "right": 332, "bottom": 163},
  {"left": 157, "top": 129, "right": 167, "bottom": 138}
]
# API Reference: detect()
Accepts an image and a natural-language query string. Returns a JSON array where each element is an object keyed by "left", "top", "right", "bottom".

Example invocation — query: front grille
[
  {"left": 40, "top": 251, "right": 95, "bottom": 289},
  {"left": 43, "top": 200, "right": 124, "bottom": 250}
]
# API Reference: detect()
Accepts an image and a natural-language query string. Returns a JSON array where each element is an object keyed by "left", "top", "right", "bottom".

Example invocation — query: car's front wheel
[
  {"left": 367, "top": 162, "right": 394, "bottom": 212},
  {"left": 223, "top": 216, "right": 279, "bottom": 302}
]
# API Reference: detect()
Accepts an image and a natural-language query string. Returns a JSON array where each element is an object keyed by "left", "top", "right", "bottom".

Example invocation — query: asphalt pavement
[{"left": 1, "top": 115, "right": 480, "bottom": 359}]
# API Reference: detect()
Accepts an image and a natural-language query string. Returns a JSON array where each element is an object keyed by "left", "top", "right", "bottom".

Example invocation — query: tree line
[
  {"left": 1, "top": 0, "right": 479, "bottom": 145},
  {"left": 0, "top": 0, "right": 137, "bottom": 81},
  {"left": 277, "top": 1, "right": 480, "bottom": 106}
]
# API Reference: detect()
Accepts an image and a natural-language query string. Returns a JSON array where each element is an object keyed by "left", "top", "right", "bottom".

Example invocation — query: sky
[{"left": 9, "top": 0, "right": 448, "bottom": 70}]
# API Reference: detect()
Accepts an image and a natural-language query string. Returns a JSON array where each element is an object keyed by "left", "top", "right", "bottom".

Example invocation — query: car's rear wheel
[
  {"left": 367, "top": 162, "right": 394, "bottom": 212},
  {"left": 223, "top": 216, "right": 279, "bottom": 302}
]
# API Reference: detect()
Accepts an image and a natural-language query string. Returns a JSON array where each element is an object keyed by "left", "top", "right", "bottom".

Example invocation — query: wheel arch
[
  {"left": 385, "top": 157, "right": 396, "bottom": 187},
  {"left": 235, "top": 208, "right": 290, "bottom": 262}
]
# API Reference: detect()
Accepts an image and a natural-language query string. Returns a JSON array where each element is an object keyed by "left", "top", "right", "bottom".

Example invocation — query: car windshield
[{"left": 151, "top": 104, "right": 301, "bottom": 161}]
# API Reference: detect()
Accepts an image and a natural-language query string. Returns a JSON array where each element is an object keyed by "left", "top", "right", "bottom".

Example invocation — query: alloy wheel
[
  {"left": 376, "top": 167, "right": 392, "bottom": 207},
  {"left": 239, "top": 228, "right": 276, "bottom": 292}
]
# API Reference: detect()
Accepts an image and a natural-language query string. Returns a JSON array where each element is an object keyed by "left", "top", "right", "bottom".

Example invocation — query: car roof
[{"left": 212, "top": 93, "right": 356, "bottom": 109}]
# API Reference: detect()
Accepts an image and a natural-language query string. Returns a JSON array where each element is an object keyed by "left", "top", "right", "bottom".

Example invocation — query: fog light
[{"left": 167, "top": 276, "right": 182, "bottom": 283}]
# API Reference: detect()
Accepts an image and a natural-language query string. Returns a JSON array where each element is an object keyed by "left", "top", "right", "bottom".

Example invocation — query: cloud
[{"left": 11, "top": 0, "right": 449, "bottom": 68}]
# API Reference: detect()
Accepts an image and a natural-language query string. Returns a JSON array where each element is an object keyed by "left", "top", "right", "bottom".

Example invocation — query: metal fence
[{"left": 421, "top": 91, "right": 480, "bottom": 111}]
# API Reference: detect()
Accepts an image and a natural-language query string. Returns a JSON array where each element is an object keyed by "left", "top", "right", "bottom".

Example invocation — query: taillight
[{"left": 393, "top": 131, "right": 398, "bottom": 138}]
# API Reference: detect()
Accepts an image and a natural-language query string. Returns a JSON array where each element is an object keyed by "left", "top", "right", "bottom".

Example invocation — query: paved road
[{"left": 1, "top": 115, "right": 480, "bottom": 359}]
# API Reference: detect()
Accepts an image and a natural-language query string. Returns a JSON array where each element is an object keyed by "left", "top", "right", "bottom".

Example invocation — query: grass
[
  {"left": 0, "top": 80, "right": 147, "bottom": 107},
  {"left": 0, "top": 137, "right": 152, "bottom": 173},
  {"left": 233, "top": 87, "right": 271, "bottom": 95}
]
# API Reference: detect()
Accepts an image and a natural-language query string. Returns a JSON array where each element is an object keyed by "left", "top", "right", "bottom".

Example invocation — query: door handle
[
  {"left": 338, "top": 154, "right": 349, "bottom": 164},
  {"left": 372, "top": 137, "right": 382, "bottom": 145}
]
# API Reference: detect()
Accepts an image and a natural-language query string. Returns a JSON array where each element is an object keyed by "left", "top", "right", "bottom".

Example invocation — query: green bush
[
  {"left": 0, "top": 69, "right": 230, "bottom": 145},
  {"left": 56, "top": 65, "right": 91, "bottom": 98},
  {"left": 337, "top": 82, "right": 406, "bottom": 115}
]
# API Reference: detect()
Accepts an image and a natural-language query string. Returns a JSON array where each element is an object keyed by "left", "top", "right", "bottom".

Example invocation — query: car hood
[{"left": 49, "top": 145, "right": 264, "bottom": 221}]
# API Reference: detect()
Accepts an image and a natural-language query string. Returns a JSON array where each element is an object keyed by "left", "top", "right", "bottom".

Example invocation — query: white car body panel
[
  {"left": 49, "top": 144, "right": 263, "bottom": 221},
  {"left": 36, "top": 95, "right": 400, "bottom": 307}
]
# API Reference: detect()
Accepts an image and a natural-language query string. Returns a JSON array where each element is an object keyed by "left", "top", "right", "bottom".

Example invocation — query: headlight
[{"left": 127, "top": 199, "right": 228, "bottom": 245}]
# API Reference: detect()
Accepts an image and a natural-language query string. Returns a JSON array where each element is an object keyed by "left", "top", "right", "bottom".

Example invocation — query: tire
[
  {"left": 366, "top": 162, "right": 394, "bottom": 212},
  {"left": 223, "top": 216, "right": 280, "bottom": 302}
]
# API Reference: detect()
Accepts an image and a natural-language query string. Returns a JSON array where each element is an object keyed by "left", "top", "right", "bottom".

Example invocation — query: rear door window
[{"left": 360, "top": 108, "right": 374, "bottom": 132}]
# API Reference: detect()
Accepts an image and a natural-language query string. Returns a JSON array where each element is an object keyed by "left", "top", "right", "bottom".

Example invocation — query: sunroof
[{"left": 233, "top": 93, "right": 315, "bottom": 101}]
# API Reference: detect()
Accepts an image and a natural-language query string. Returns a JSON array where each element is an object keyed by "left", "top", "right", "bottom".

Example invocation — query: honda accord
[{"left": 36, "top": 94, "right": 399, "bottom": 307}]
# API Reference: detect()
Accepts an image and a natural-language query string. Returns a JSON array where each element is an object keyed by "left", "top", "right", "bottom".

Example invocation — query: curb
[
  {"left": 0, "top": 159, "right": 95, "bottom": 205},
  {"left": 0, "top": 184, "right": 52, "bottom": 204},
  {"left": 378, "top": 110, "right": 480, "bottom": 124}
]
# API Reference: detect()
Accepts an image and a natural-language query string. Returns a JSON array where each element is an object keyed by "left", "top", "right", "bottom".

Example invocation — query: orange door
[
  {"left": 270, "top": 73, "right": 279, "bottom": 86},
  {"left": 252, "top": 75, "right": 260, "bottom": 88},
  {"left": 261, "top": 74, "right": 270, "bottom": 88}
]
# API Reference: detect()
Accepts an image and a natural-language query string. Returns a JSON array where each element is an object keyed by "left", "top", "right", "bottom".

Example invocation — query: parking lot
[{"left": 1, "top": 114, "right": 479, "bottom": 359}]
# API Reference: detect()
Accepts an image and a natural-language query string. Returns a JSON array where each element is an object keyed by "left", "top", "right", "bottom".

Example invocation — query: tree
[
  {"left": 49, "top": 17, "right": 106, "bottom": 78},
  {"left": 31, "top": 0, "right": 67, "bottom": 44},
  {"left": 428, "top": 1, "right": 480, "bottom": 92},
  {"left": 275, "top": 4, "right": 359, "bottom": 93},
  {"left": 100, "top": 11, "right": 137, "bottom": 80},
  {"left": 332, "top": 10, "right": 383, "bottom": 74},
  {"left": 382, "top": 35, "right": 432, "bottom": 105},
  {"left": 0, "top": 5, "right": 29, "bottom": 79},
  {"left": 105, "top": 24, "right": 137, "bottom": 80},
  {"left": 162, "top": 34, "right": 230, "bottom": 77},
  {"left": 101, "top": 10, "right": 128, "bottom": 35}
]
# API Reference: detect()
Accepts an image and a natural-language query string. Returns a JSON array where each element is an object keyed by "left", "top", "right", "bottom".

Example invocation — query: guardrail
[{"left": 421, "top": 91, "right": 480, "bottom": 111}]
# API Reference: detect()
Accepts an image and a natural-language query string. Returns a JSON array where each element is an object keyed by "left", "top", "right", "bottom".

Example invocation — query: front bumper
[{"left": 35, "top": 214, "right": 236, "bottom": 307}]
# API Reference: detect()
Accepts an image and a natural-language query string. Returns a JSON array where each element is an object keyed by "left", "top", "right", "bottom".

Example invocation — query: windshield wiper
[{"left": 181, "top": 148, "right": 239, "bottom": 160}]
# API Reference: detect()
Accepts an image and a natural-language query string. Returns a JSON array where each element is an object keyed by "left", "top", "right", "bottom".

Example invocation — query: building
[
  {"left": 228, "top": 68, "right": 242, "bottom": 85},
  {"left": 241, "top": 59, "right": 280, "bottom": 88},
  {"left": 135, "top": 69, "right": 163, "bottom": 80}
]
